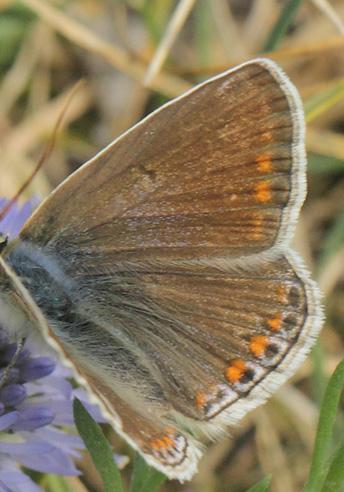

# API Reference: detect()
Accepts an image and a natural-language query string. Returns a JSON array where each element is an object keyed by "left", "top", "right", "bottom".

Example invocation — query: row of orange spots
[
  {"left": 225, "top": 338, "right": 268, "bottom": 385},
  {"left": 256, "top": 126, "right": 273, "bottom": 204},
  {"left": 225, "top": 313, "right": 282, "bottom": 384},
  {"left": 150, "top": 430, "right": 176, "bottom": 451},
  {"left": 197, "top": 286, "right": 286, "bottom": 399}
]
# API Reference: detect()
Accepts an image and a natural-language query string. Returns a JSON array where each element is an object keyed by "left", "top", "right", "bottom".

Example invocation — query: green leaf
[
  {"left": 246, "top": 475, "right": 271, "bottom": 492},
  {"left": 302, "top": 359, "right": 344, "bottom": 492},
  {"left": 321, "top": 439, "right": 344, "bottom": 492},
  {"left": 308, "top": 154, "right": 344, "bottom": 175},
  {"left": 45, "top": 475, "right": 75, "bottom": 492},
  {"left": 305, "top": 79, "right": 344, "bottom": 123},
  {"left": 0, "top": 4, "right": 36, "bottom": 67},
  {"left": 139, "top": 0, "right": 175, "bottom": 44},
  {"left": 262, "top": 0, "right": 304, "bottom": 52},
  {"left": 194, "top": 0, "right": 214, "bottom": 67},
  {"left": 310, "top": 340, "right": 328, "bottom": 408},
  {"left": 139, "top": 471, "right": 167, "bottom": 492},
  {"left": 73, "top": 398, "right": 124, "bottom": 492},
  {"left": 130, "top": 453, "right": 151, "bottom": 492},
  {"left": 130, "top": 453, "right": 166, "bottom": 492}
]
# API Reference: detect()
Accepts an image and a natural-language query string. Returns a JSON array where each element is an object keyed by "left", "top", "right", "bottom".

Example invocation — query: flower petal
[
  {"left": 11, "top": 407, "right": 54, "bottom": 431},
  {"left": 0, "top": 411, "right": 18, "bottom": 431},
  {"left": 19, "top": 358, "right": 56, "bottom": 382},
  {"left": 0, "top": 442, "right": 54, "bottom": 455},
  {"left": 0, "top": 385, "right": 27, "bottom": 406},
  {"left": 18, "top": 448, "right": 81, "bottom": 475}
]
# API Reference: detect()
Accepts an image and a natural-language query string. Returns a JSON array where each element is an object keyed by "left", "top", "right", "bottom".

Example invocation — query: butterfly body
[{"left": 0, "top": 58, "right": 323, "bottom": 480}]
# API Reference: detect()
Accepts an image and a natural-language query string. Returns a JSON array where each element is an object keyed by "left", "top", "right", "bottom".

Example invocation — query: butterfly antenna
[
  {"left": 0, "top": 337, "right": 26, "bottom": 390},
  {"left": 0, "top": 80, "right": 86, "bottom": 221}
]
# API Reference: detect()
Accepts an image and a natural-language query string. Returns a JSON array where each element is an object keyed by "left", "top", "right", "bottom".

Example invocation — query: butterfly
[{"left": 0, "top": 58, "right": 323, "bottom": 481}]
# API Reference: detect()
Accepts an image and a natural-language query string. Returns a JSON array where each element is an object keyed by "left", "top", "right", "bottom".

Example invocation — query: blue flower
[{"left": 0, "top": 332, "right": 85, "bottom": 491}]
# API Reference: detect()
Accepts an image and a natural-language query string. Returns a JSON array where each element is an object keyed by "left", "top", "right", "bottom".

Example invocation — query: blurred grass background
[{"left": 1, "top": 0, "right": 344, "bottom": 491}]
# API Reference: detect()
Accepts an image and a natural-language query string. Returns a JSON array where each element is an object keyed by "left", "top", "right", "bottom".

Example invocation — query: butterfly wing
[
  {"left": 0, "top": 251, "right": 321, "bottom": 480},
  {"left": 1, "top": 58, "right": 323, "bottom": 480},
  {"left": 19, "top": 58, "right": 305, "bottom": 261}
]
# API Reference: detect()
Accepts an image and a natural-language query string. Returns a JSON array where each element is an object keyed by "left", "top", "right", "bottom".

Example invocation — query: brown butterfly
[{"left": 0, "top": 58, "right": 323, "bottom": 480}]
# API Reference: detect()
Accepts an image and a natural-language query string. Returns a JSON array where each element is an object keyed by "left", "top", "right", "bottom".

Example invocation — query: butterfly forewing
[{"left": 20, "top": 59, "right": 303, "bottom": 261}]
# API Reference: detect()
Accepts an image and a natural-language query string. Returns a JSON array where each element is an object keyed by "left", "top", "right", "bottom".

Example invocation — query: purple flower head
[{"left": 0, "top": 333, "right": 84, "bottom": 491}]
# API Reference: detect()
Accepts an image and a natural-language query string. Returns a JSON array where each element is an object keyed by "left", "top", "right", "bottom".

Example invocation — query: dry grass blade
[
  {"left": 143, "top": 0, "right": 196, "bottom": 86},
  {"left": 312, "top": 0, "right": 344, "bottom": 37},
  {"left": 0, "top": 80, "right": 86, "bottom": 220},
  {"left": 255, "top": 408, "right": 296, "bottom": 492},
  {"left": 4, "top": 83, "right": 92, "bottom": 156},
  {"left": 19, "top": 0, "right": 192, "bottom": 97},
  {"left": 0, "top": 25, "right": 40, "bottom": 114},
  {"left": 210, "top": 0, "right": 250, "bottom": 60}
]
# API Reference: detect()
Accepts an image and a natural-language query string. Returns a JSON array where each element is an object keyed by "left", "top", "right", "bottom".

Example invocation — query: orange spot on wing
[
  {"left": 257, "top": 152, "right": 273, "bottom": 173},
  {"left": 226, "top": 360, "right": 247, "bottom": 383},
  {"left": 268, "top": 314, "right": 282, "bottom": 332},
  {"left": 255, "top": 180, "right": 272, "bottom": 203},
  {"left": 151, "top": 436, "right": 174, "bottom": 451},
  {"left": 196, "top": 392, "right": 206, "bottom": 409},
  {"left": 151, "top": 429, "right": 177, "bottom": 451},
  {"left": 250, "top": 335, "right": 269, "bottom": 357}
]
